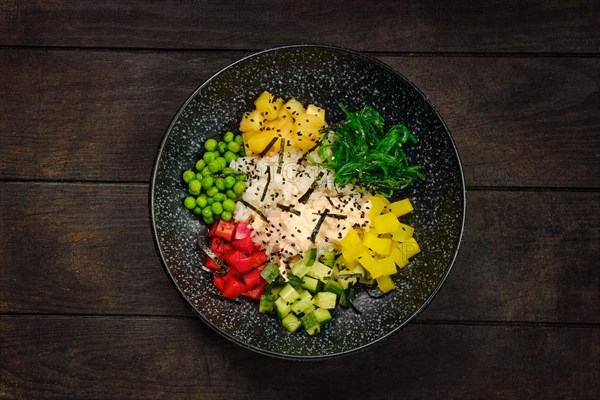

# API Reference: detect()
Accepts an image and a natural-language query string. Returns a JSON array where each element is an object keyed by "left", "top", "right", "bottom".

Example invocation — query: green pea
[
  {"left": 234, "top": 134, "right": 243, "bottom": 144},
  {"left": 224, "top": 151, "right": 237, "bottom": 164},
  {"left": 182, "top": 170, "right": 195, "bottom": 183},
  {"left": 223, "top": 131, "right": 234, "bottom": 143},
  {"left": 193, "top": 206, "right": 203, "bottom": 215},
  {"left": 226, "top": 189, "right": 237, "bottom": 199},
  {"left": 220, "top": 210, "right": 233, "bottom": 221},
  {"left": 188, "top": 180, "right": 201, "bottom": 196},
  {"left": 195, "top": 172, "right": 203, "bottom": 181},
  {"left": 227, "top": 141, "right": 241, "bottom": 153},
  {"left": 232, "top": 181, "right": 246, "bottom": 195},
  {"left": 224, "top": 176, "right": 236, "bottom": 189},
  {"left": 208, "top": 160, "right": 221, "bottom": 173},
  {"left": 223, "top": 198, "right": 236, "bottom": 212},
  {"left": 222, "top": 167, "right": 235, "bottom": 175},
  {"left": 213, "top": 192, "right": 226, "bottom": 202},
  {"left": 211, "top": 202, "right": 223, "bottom": 215},
  {"left": 206, "top": 186, "right": 220, "bottom": 198},
  {"left": 201, "top": 206, "right": 213, "bottom": 218},
  {"left": 203, "top": 151, "right": 217, "bottom": 163},
  {"left": 204, "top": 138, "right": 218, "bottom": 152},
  {"left": 235, "top": 173, "right": 246, "bottom": 181},
  {"left": 196, "top": 195, "right": 208, "bottom": 208},
  {"left": 201, "top": 166, "right": 212, "bottom": 177},
  {"left": 216, "top": 157, "right": 228, "bottom": 170},
  {"left": 195, "top": 159, "right": 206, "bottom": 172},
  {"left": 183, "top": 196, "right": 196, "bottom": 210},
  {"left": 207, "top": 198, "right": 214, "bottom": 205},
  {"left": 215, "top": 178, "right": 225, "bottom": 191},
  {"left": 217, "top": 141, "right": 228, "bottom": 154},
  {"left": 203, "top": 215, "right": 214, "bottom": 224},
  {"left": 200, "top": 176, "right": 214, "bottom": 190}
]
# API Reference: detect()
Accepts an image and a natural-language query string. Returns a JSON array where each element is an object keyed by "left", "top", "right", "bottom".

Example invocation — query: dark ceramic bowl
[{"left": 150, "top": 44, "right": 465, "bottom": 359}]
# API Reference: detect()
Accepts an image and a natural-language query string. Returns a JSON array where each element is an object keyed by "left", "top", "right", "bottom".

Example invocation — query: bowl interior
[{"left": 151, "top": 45, "right": 465, "bottom": 359}]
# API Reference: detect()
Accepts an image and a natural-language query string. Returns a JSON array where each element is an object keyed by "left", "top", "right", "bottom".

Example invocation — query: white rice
[{"left": 231, "top": 149, "right": 371, "bottom": 269}]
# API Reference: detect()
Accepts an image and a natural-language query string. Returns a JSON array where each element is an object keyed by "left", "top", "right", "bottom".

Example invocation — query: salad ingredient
[
  {"left": 340, "top": 194, "right": 420, "bottom": 293},
  {"left": 203, "top": 220, "right": 269, "bottom": 300},
  {"left": 182, "top": 131, "right": 247, "bottom": 224},
  {"left": 315, "top": 104, "right": 425, "bottom": 197},
  {"left": 239, "top": 91, "right": 326, "bottom": 155},
  {"left": 259, "top": 248, "right": 364, "bottom": 334}
]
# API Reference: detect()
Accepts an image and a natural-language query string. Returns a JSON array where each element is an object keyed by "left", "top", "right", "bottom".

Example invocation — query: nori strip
[
  {"left": 258, "top": 136, "right": 279, "bottom": 157},
  {"left": 298, "top": 171, "right": 325, "bottom": 204},
  {"left": 260, "top": 166, "right": 271, "bottom": 202},
  {"left": 239, "top": 199, "right": 268, "bottom": 221}
]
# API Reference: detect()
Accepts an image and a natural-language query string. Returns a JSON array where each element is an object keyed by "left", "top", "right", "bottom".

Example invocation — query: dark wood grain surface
[{"left": 1, "top": 1, "right": 598, "bottom": 399}]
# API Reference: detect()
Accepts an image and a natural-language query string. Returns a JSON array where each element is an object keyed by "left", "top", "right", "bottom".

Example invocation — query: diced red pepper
[
  {"left": 221, "top": 276, "right": 246, "bottom": 299},
  {"left": 232, "top": 235, "right": 257, "bottom": 255},
  {"left": 224, "top": 249, "right": 246, "bottom": 266},
  {"left": 243, "top": 267, "right": 265, "bottom": 290},
  {"left": 234, "top": 222, "right": 252, "bottom": 240},
  {"left": 234, "top": 251, "right": 268, "bottom": 274},
  {"left": 205, "top": 256, "right": 222, "bottom": 272},
  {"left": 213, "top": 275, "right": 225, "bottom": 292},
  {"left": 208, "top": 221, "right": 219, "bottom": 238},
  {"left": 214, "top": 219, "right": 236, "bottom": 242},
  {"left": 242, "top": 285, "right": 265, "bottom": 300}
]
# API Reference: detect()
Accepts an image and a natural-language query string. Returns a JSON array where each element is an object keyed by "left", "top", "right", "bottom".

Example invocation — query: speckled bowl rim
[{"left": 150, "top": 44, "right": 466, "bottom": 360}]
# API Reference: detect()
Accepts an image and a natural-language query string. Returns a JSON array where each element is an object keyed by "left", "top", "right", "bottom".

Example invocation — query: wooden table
[{"left": 1, "top": 1, "right": 598, "bottom": 398}]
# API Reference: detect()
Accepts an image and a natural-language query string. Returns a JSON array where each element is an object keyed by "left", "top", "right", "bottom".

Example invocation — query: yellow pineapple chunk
[
  {"left": 283, "top": 99, "right": 306, "bottom": 121},
  {"left": 247, "top": 132, "right": 281, "bottom": 155},
  {"left": 306, "top": 104, "right": 326, "bottom": 122},
  {"left": 239, "top": 110, "right": 265, "bottom": 132},
  {"left": 295, "top": 112, "right": 324, "bottom": 129},
  {"left": 254, "top": 91, "right": 278, "bottom": 121}
]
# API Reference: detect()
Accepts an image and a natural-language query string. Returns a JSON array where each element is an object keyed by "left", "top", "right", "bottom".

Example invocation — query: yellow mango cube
[
  {"left": 389, "top": 198, "right": 413, "bottom": 217},
  {"left": 392, "top": 223, "right": 414, "bottom": 242},
  {"left": 402, "top": 237, "right": 421, "bottom": 258},
  {"left": 373, "top": 212, "right": 401, "bottom": 235},
  {"left": 376, "top": 275, "right": 396, "bottom": 293},
  {"left": 356, "top": 250, "right": 382, "bottom": 279},
  {"left": 363, "top": 232, "right": 392, "bottom": 256},
  {"left": 390, "top": 246, "right": 409, "bottom": 268},
  {"left": 379, "top": 256, "right": 397, "bottom": 276},
  {"left": 368, "top": 194, "right": 389, "bottom": 220}
]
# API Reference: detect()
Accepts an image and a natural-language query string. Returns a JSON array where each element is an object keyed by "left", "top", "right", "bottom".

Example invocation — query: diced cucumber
[
  {"left": 314, "top": 307, "right": 332, "bottom": 325},
  {"left": 260, "top": 262, "right": 280, "bottom": 283},
  {"left": 319, "top": 250, "right": 337, "bottom": 267},
  {"left": 291, "top": 290, "right": 313, "bottom": 315},
  {"left": 301, "top": 311, "right": 320, "bottom": 335},
  {"left": 275, "top": 296, "right": 293, "bottom": 318},
  {"left": 304, "top": 247, "right": 318, "bottom": 266},
  {"left": 259, "top": 293, "right": 275, "bottom": 313},
  {"left": 270, "top": 285, "right": 283, "bottom": 297},
  {"left": 306, "top": 261, "right": 333, "bottom": 281},
  {"left": 290, "top": 258, "right": 311, "bottom": 277},
  {"left": 324, "top": 280, "right": 348, "bottom": 307},
  {"left": 302, "top": 303, "right": 316, "bottom": 315},
  {"left": 282, "top": 313, "right": 301, "bottom": 333},
  {"left": 301, "top": 275, "right": 324, "bottom": 293},
  {"left": 332, "top": 269, "right": 358, "bottom": 289},
  {"left": 313, "top": 291, "right": 337, "bottom": 309},
  {"left": 279, "top": 283, "right": 300, "bottom": 303},
  {"left": 323, "top": 280, "right": 345, "bottom": 298}
]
